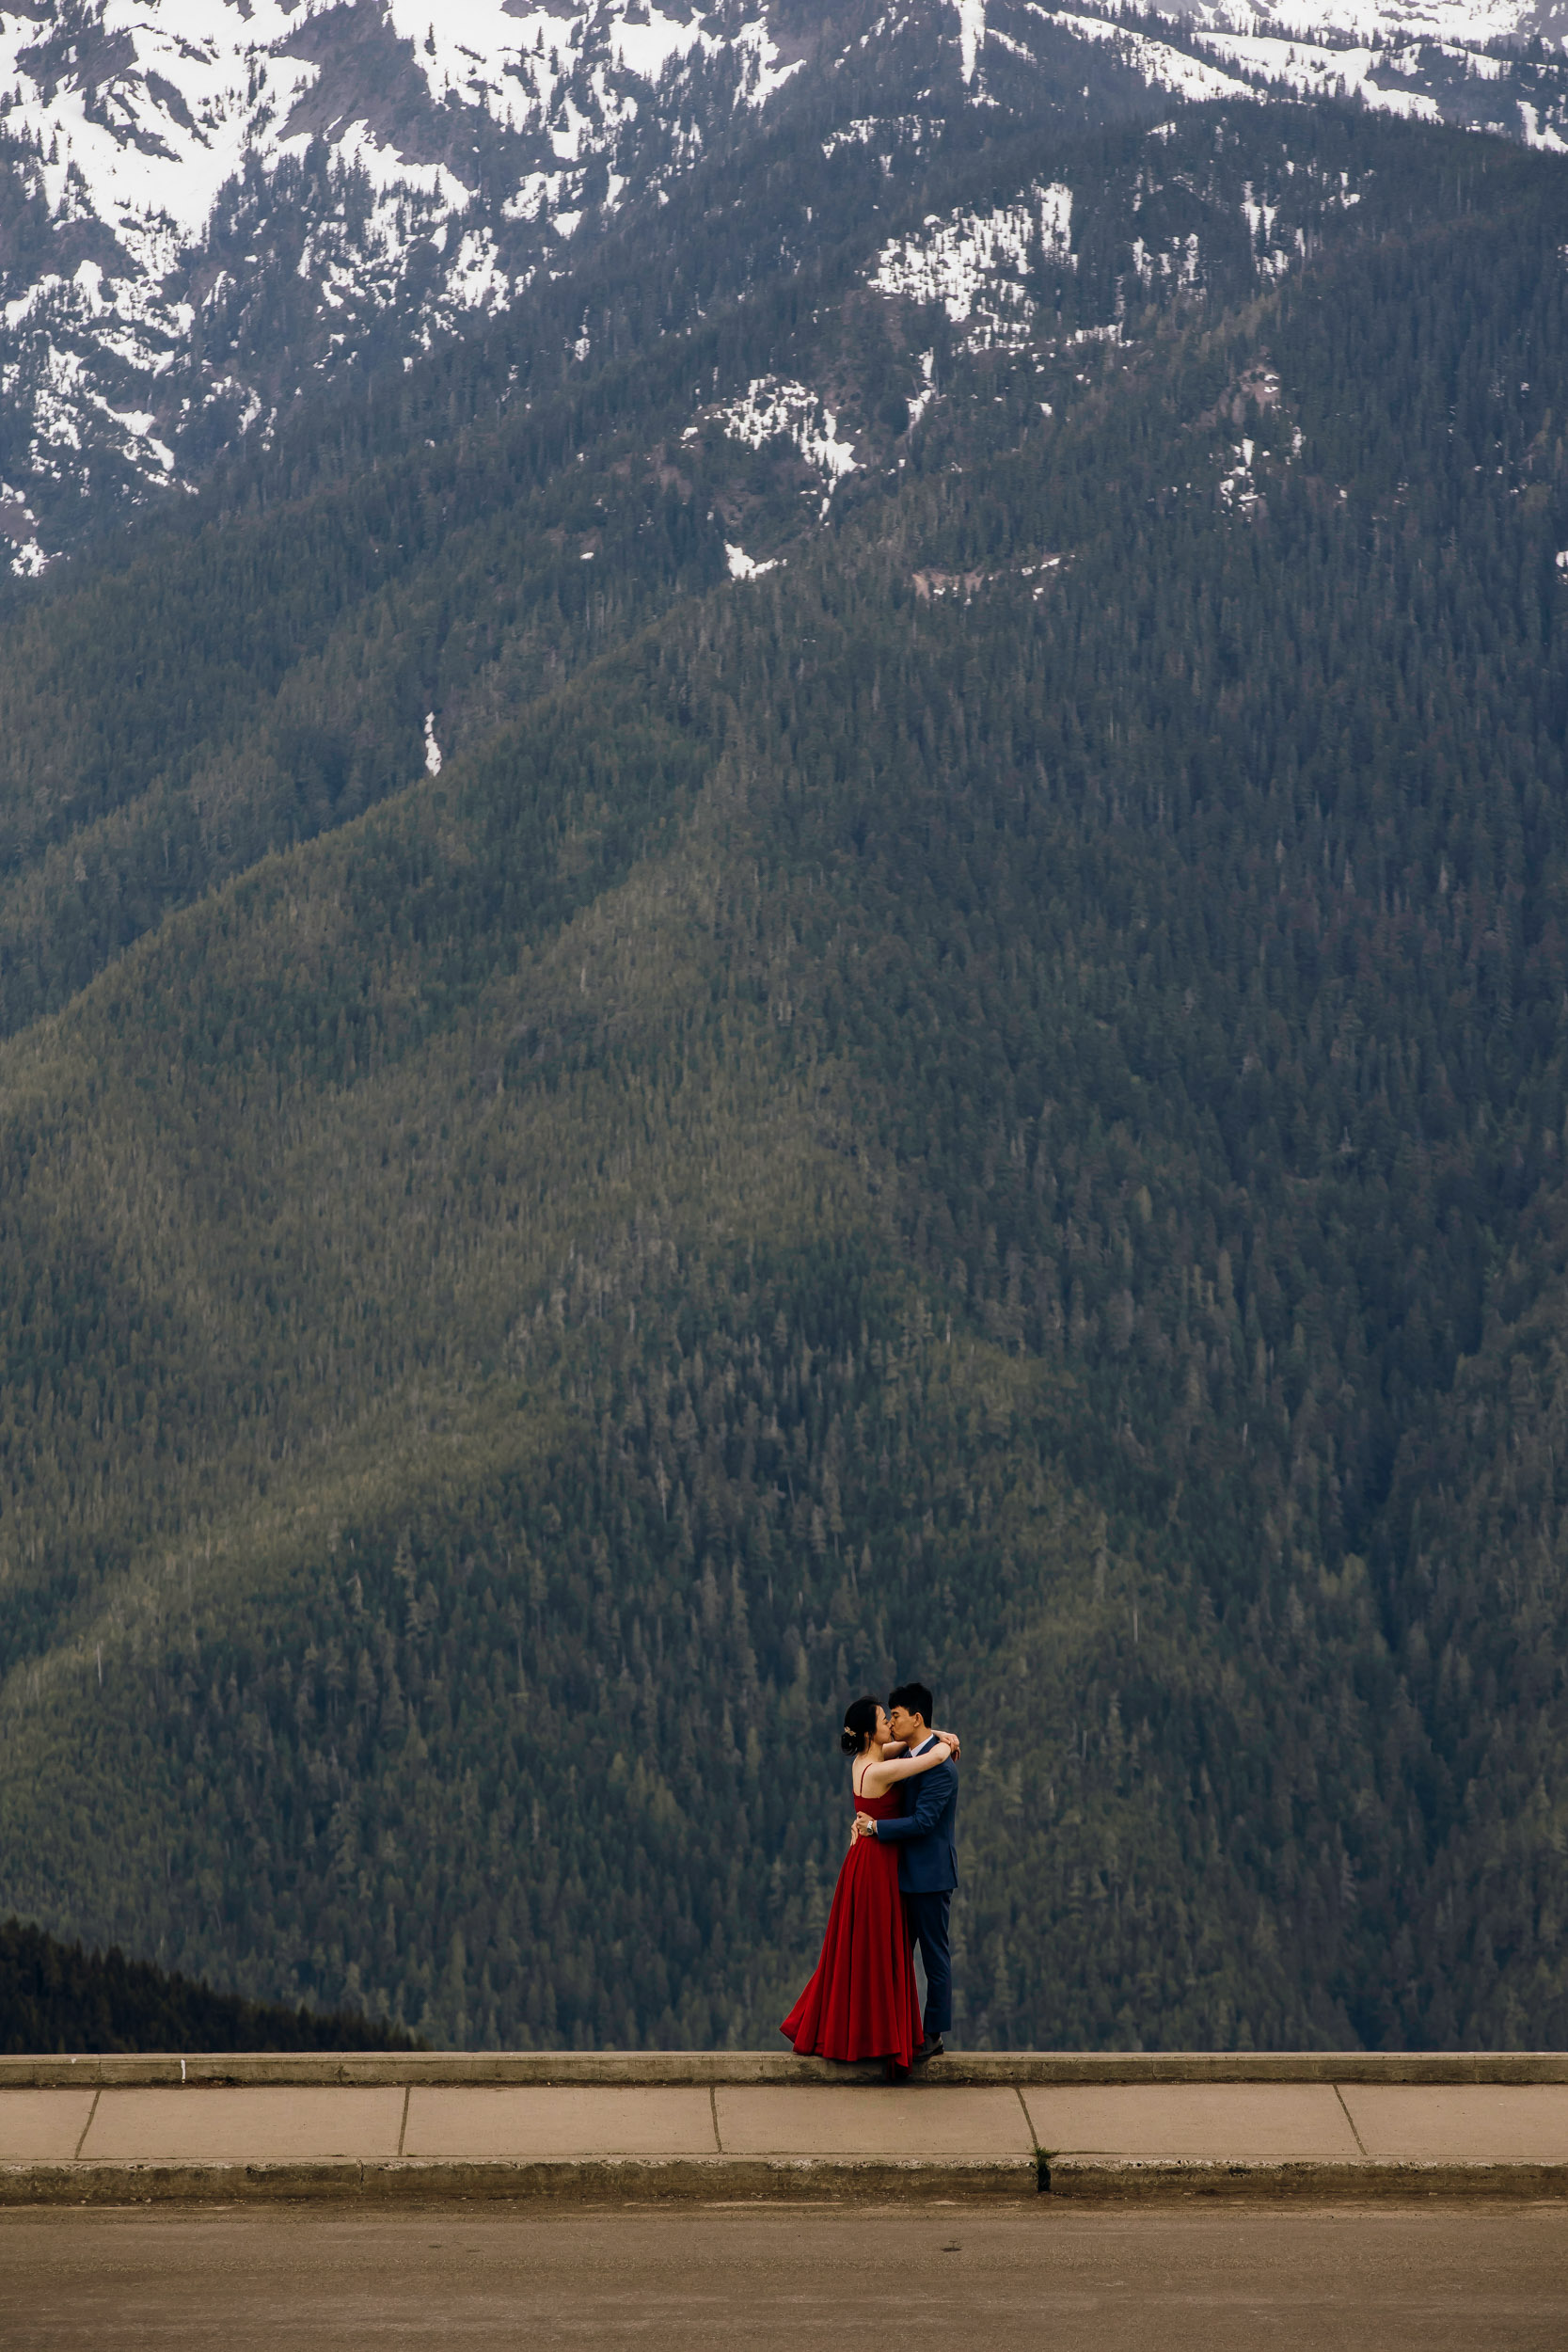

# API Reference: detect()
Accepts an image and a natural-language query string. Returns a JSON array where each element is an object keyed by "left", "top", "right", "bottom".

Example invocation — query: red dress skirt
[{"left": 779, "top": 1788, "right": 921, "bottom": 2067}]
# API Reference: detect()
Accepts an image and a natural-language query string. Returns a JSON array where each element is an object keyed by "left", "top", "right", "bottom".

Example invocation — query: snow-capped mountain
[
  {"left": 1021, "top": 0, "right": 1568, "bottom": 144},
  {"left": 0, "top": 0, "right": 1563, "bottom": 575},
  {"left": 0, "top": 0, "right": 809, "bottom": 565}
]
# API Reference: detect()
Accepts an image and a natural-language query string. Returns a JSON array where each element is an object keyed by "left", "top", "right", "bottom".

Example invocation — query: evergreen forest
[
  {"left": 2, "top": 40, "right": 1568, "bottom": 2053},
  {"left": 0, "top": 1916, "right": 416, "bottom": 2056}
]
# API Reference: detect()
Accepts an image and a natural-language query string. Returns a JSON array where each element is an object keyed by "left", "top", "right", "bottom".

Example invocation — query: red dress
[{"left": 779, "top": 1787, "right": 922, "bottom": 2066}]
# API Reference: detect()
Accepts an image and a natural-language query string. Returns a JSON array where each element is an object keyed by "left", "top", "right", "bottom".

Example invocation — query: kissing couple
[{"left": 780, "top": 1679, "right": 958, "bottom": 2077}]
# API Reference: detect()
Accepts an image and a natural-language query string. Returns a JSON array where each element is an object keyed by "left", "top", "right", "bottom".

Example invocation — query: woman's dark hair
[{"left": 841, "top": 1695, "right": 880, "bottom": 1756}]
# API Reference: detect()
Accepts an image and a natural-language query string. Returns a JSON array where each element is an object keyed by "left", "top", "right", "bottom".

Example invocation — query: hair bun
[{"left": 840, "top": 1693, "right": 879, "bottom": 1756}]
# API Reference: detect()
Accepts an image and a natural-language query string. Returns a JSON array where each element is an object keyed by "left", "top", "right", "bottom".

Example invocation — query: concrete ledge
[
  {"left": 2, "top": 2050, "right": 1565, "bottom": 2090},
  {"left": 8, "top": 2147, "right": 1568, "bottom": 2206},
  {"left": 1045, "top": 2155, "right": 1568, "bottom": 2201},
  {"left": 0, "top": 2155, "right": 1040, "bottom": 2207}
]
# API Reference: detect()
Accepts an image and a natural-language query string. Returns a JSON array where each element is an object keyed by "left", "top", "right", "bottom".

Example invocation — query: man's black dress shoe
[{"left": 911, "top": 2037, "right": 945, "bottom": 2065}]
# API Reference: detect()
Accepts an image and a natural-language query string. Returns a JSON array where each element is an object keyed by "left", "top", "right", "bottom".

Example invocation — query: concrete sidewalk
[{"left": 4, "top": 2059, "right": 1568, "bottom": 2202}]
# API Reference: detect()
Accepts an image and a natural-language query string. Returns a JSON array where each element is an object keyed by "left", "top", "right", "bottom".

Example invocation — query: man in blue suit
[{"left": 851, "top": 1677, "right": 957, "bottom": 2064}]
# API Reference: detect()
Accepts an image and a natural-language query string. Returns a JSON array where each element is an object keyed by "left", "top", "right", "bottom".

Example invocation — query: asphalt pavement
[{"left": 2, "top": 2201, "right": 1565, "bottom": 2350}]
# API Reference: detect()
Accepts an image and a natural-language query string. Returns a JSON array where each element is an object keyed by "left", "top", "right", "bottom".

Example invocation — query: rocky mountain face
[{"left": 0, "top": 0, "right": 1563, "bottom": 572}]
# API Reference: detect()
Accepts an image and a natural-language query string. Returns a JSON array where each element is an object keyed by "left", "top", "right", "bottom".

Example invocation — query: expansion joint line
[
  {"left": 1333, "top": 2082, "right": 1369, "bottom": 2157},
  {"left": 73, "top": 2087, "right": 102, "bottom": 2161},
  {"left": 1014, "top": 2083, "right": 1048, "bottom": 2193},
  {"left": 397, "top": 2084, "right": 411, "bottom": 2158},
  {"left": 709, "top": 2083, "right": 722, "bottom": 2153}
]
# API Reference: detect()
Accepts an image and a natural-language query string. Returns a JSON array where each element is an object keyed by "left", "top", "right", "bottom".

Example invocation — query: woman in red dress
[{"left": 780, "top": 1696, "right": 958, "bottom": 2072}]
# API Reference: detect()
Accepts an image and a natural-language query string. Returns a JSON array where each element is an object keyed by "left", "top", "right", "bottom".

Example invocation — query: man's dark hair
[{"left": 889, "top": 1680, "right": 933, "bottom": 1724}]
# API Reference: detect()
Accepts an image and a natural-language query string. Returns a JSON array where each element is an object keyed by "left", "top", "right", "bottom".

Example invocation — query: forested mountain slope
[
  {"left": 2, "top": 90, "right": 1568, "bottom": 2049},
  {"left": 0, "top": 31, "right": 1170, "bottom": 1031},
  {"left": 0, "top": 1916, "right": 417, "bottom": 2054}
]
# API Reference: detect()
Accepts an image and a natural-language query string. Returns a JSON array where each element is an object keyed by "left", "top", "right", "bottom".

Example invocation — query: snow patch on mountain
[
  {"left": 1240, "top": 179, "right": 1302, "bottom": 274},
  {"left": 709, "top": 376, "right": 859, "bottom": 511},
  {"left": 0, "top": 1, "right": 796, "bottom": 232},
  {"left": 870, "top": 183, "right": 1074, "bottom": 315},
  {"left": 1219, "top": 437, "right": 1260, "bottom": 508},
  {"left": 1131, "top": 230, "right": 1202, "bottom": 287},
  {"left": 0, "top": 5, "right": 311, "bottom": 246},
  {"left": 1183, "top": 0, "right": 1527, "bottom": 44},
  {"left": 1519, "top": 98, "right": 1568, "bottom": 149},
  {"left": 1024, "top": 8, "right": 1252, "bottom": 100},
  {"left": 734, "top": 16, "right": 807, "bottom": 105},
  {"left": 725, "top": 540, "right": 783, "bottom": 578},
  {"left": 869, "top": 184, "right": 1073, "bottom": 347},
  {"left": 822, "top": 114, "right": 929, "bottom": 159},
  {"left": 0, "top": 476, "right": 50, "bottom": 577},
  {"left": 1035, "top": 1, "right": 1568, "bottom": 140},
  {"left": 956, "top": 0, "right": 988, "bottom": 82},
  {"left": 908, "top": 349, "right": 937, "bottom": 427},
  {"left": 390, "top": 0, "right": 705, "bottom": 138},
  {"left": 1188, "top": 24, "right": 1446, "bottom": 118}
]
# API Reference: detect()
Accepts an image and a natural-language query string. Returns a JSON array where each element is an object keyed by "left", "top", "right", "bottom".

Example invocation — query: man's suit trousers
[{"left": 903, "top": 1888, "right": 953, "bottom": 2039}]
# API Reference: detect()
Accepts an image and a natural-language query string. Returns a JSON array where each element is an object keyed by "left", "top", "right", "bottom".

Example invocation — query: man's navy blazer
[{"left": 874, "top": 1738, "right": 958, "bottom": 1894}]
